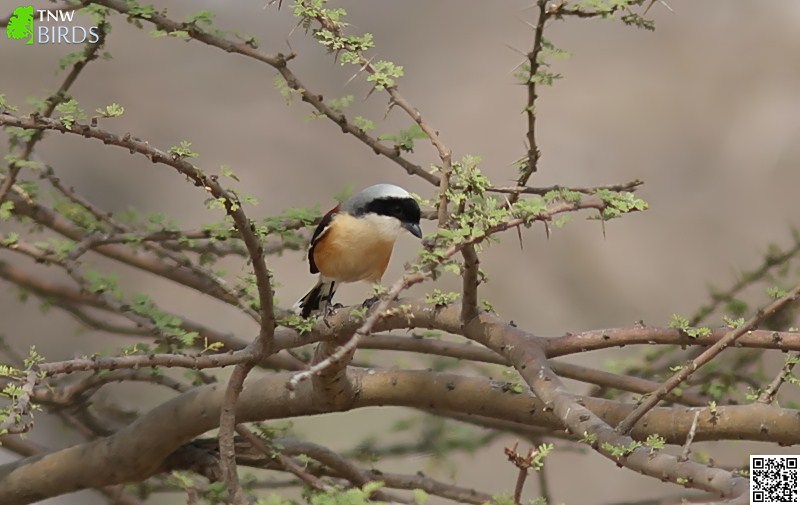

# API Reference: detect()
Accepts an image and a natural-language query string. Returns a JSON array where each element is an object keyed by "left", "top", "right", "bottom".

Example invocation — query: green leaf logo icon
[{"left": 6, "top": 5, "right": 35, "bottom": 45}]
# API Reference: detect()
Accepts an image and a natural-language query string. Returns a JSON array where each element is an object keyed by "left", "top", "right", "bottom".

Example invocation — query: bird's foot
[
  {"left": 361, "top": 295, "right": 380, "bottom": 309},
  {"left": 322, "top": 303, "right": 344, "bottom": 327}
]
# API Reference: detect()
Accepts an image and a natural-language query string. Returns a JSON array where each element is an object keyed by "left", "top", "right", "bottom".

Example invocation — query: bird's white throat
[{"left": 362, "top": 213, "right": 403, "bottom": 240}]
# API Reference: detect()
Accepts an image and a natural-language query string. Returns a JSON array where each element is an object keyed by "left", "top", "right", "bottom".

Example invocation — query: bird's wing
[{"left": 308, "top": 204, "right": 339, "bottom": 274}]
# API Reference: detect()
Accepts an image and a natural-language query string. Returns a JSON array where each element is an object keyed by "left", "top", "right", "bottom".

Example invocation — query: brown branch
[
  {"left": 487, "top": 179, "right": 644, "bottom": 197},
  {"left": 287, "top": 196, "right": 603, "bottom": 391},
  {"left": 361, "top": 333, "right": 707, "bottom": 405},
  {"left": 0, "top": 370, "right": 37, "bottom": 435},
  {"left": 0, "top": 13, "right": 106, "bottom": 206},
  {"left": 757, "top": 352, "right": 800, "bottom": 404},
  {"left": 0, "top": 436, "right": 144, "bottom": 505},
  {"left": 45, "top": 369, "right": 189, "bottom": 406},
  {"left": 362, "top": 470, "right": 492, "bottom": 505},
  {"left": 504, "top": 443, "right": 539, "bottom": 505},
  {"left": 679, "top": 410, "right": 701, "bottom": 462},
  {"left": 294, "top": 1, "right": 453, "bottom": 185},
  {"left": 38, "top": 163, "right": 261, "bottom": 318},
  {"left": 0, "top": 261, "right": 305, "bottom": 370},
  {"left": 542, "top": 325, "right": 800, "bottom": 357},
  {"left": 0, "top": 111, "right": 275, "bottom": 323},
  {"left": 37, "top": 350, "right": 252, "bottom": 376},
  {"left": 4, "top": 190, "right": 246, "bottom": 308},
  {"left": 461, "top": 245, "right": 480, "bottom": 323},
  {"left": 218, "top": 365, "right": 254, "bottom": 503},
  {"left": 1, "top": 237, "right": 254, "bottom": 356},
  {"left": 275, "top": 438, "right": 401, "bottom": 502},
  {"left": 616, "top": 283, "right": 800, "bottom": 434},
  {"left": 85, "top": 0, "right": 437, "bottom": 185},
  {"left": 690, "top": 230, "right": 800, "bottom": 325},
  {"left": 461, "top": 315, "right": 748, "bottom": 499},
  {"left": 515, "top": 0, "right": 548, "bottom": 194},
  {"left": 2, "top": 367, "right": 799, "bottom": 503}
]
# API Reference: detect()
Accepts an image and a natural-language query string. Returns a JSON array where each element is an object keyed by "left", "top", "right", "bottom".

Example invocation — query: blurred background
[{"left": 2, "top": 1, "right": 800, "bottom": 503}]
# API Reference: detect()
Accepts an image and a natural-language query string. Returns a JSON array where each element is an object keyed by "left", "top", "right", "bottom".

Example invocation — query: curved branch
[
  {"left": 463, "top": 315, "right": 748, "bottom": 500},
  {"left": 1, "top": 368, "right": 797, "bottom": 504},
  {"left": 86, "top": 0, "right": 438, "bottom": 185}
]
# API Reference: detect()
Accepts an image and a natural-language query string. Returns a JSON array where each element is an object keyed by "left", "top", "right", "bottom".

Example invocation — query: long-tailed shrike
[{"left": 293, "top": 184, "right": 422, "bottom": 317}]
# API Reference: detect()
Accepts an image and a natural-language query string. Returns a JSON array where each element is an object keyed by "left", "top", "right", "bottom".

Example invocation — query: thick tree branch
[
  {"left": 2, "top": 367, "right": 798, "bottom": 503},
  {"left": 616, "top": 282, "right": 800, "bottom": 434},
  {"left": 460, "top": 315, "right": 748, "bottom": 500}
]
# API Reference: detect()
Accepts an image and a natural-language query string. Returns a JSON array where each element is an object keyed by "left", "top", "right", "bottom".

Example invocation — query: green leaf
[
  {"left": 54, "top": 99, "right": 88, "bottom": 130},
  {"left": 767, "top": 286, "right": 788, "bottom": 299},
  {"left": 379, "top": 124, "right": 427, "bottom": 153},
  {"left": 367, "top": 60, "right": 404, "bottom": 89},
  {"left": 168, "top": 141, "right": 199, "bottom": 159},
  {"left": 645, "top": 434, "right": 665, "bottom": 451},
  {"left": 353, "top": 116, "right": 376, "bottom": 131},
  {"left": 413, "top": 489, "right": 429, "bottom": 505},
  {"left": 95, "top": 103, "right": 125, "bottom": 118},
  {"left": 424, "top": 289, "right": 459, "bottom": 308},
  {"left": 0, "top": 201, "right": 14, "bottom": 221}
]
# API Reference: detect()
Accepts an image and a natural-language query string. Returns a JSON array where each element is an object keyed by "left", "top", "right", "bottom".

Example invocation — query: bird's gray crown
[{"left": 341, "top": 184, "right": 411, "bottom": 214}]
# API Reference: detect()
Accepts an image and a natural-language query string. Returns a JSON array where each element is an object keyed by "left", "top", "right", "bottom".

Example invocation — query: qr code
[{"left": 751, "top": 455, "right": 799, "bottom": 504}]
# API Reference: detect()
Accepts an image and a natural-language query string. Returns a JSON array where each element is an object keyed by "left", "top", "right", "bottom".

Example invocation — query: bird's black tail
[{"left": 293, "top": 279, "right": 337, "bottom": 318}]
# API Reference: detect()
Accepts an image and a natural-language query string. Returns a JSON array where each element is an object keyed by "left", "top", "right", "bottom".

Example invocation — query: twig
[
  {"left": 294, "top": 1, "right": 452, "bottom": 184},
  {"left": 37, "top": 350, "right": 252, "bottom": 376},
  {"left": 0, "top": 367, "right": 793, "bottom": 503},
  {"left": 286, "top": 197, "right": 604, "bottom": 392},
  {"left": 0, "top": 14, "right": 106, "bottom": 206},
  {"left": 0, "top": 260, "right": 307, "bottom": 372},
  {"left": 616, "top": 282, "right": 800, "bottom": 435},
  {"left": 38, "top": 162, "right": 262, "bottom": 320},
  {"left": 542, "top": 326, "right": 800, "bottom": 357},
  {"left": 471, "top": 317, "right": 749, "bottom": 499},
  {"left": 679, "top": 410, "right": 701, "bottom": 462},
  {"left": 0, "top": 370, "right": 37, "bottom": 435},
  {"left": 461, "top": 245, "right": 481, "bottom": 323},
  {"left": 487, "top": 179, "right": 643, "bottom": 196},
  {"left": 690, "top": 231, "right": 800, "bottom": 325},
  {"left": 504, "top": 443, "right": 540, "bottom": 505},
  {"left": 360, "top": 334, "right": 707, "bottom": 405},
  {"left": 535, "top": 448, "right": 552, "bottom": 505},
  {"left": 518, "top": 1, "right": 548, "bottom": 189},
  {"left": 88, "top": 0, "right": 439, "bottom": 185},
  {"left": 758, "top": 352, "right": 800, "bottom": 404}
]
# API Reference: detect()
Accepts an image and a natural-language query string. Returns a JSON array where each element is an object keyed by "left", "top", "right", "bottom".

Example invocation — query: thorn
[
  {"left": 384, "top": 98, "right": 398, "bottom": 120},
  {"left": 504, "top": 43, "right": 528, "bottom": 57},
  {"left": 517, "top": 17, "right": 538, "bottom": 31},
  {"left": 345, "top": 55, "right": 376, "bottom": 88},
  {"left": 509, "top": 59, "right": 527, "bottom": 75},
  {"left": 288, "top": 19, "right": 303, "bottom": 38}
]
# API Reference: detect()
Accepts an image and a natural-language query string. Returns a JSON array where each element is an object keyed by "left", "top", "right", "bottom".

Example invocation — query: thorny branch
[
  {"left": 0, "top": 14, "right": 107, "bottom": 206},
  {"left": 616, "top": 281, "right": 800, "bottom": 434},
  {"left": 0, "top": 2, "right": 790, "bottom": 505}
]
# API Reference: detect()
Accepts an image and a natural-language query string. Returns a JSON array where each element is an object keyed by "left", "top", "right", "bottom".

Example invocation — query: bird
[{"left": 293, "top": 184, "right": 423, "bottom": 318}]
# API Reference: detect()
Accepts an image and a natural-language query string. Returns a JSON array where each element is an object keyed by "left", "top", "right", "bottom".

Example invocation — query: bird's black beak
[{"left": 403, "top": 222, "right": 423, "bottom": 238}]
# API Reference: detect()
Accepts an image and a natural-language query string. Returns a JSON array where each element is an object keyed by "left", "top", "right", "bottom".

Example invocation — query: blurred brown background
[{"left": 2, "top": 1, "right": 800, "bottom": 504}]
